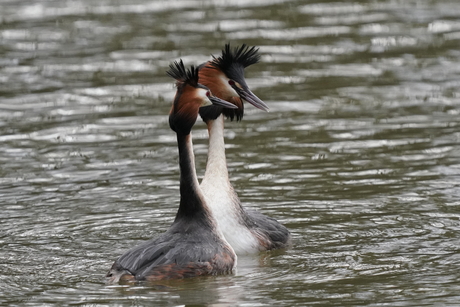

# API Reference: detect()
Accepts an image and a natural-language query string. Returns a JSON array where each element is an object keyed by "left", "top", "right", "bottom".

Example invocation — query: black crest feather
[
  {"left": 199, "top": 104, "right": 243, "bottom": 123},
  {"left": 210, "top": 44, "right": 260, "bottom": 73},
  {"left": 166, "top": 60, "right": 199, "bottom": 87},
  {"left": 199, "top": 105, "right": 226, "bottom": 122},
  {"left": 222, "top": 106, "right": 243, "bottom": 122}
]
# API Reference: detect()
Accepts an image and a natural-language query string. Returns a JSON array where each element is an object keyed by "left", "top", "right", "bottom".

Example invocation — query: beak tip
[
  {"left": 257, "top": 103, "right": 270, "bottom": 112},
  {"left": 240, "top": 89, "right": 270, "bottom": 112}
]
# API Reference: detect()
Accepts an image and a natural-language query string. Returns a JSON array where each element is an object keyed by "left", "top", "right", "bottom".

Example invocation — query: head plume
[
  {"left": 210, "top": 43, "right": 260, "bottom": 73},
  {"left": 166, "top": 60, "right": 199, "bottom": 87}
]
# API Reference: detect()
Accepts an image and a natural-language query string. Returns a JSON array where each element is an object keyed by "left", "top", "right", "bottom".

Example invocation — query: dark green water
[{"left": 1, "top": 0, "right": 460, "bottom": 306}]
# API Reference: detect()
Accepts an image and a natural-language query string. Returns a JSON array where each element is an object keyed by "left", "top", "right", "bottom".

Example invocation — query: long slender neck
[
  {"left": 203, "top": 115, "right": 230, "bottom": 183},
  {"left": 175, "top": 132, "right": 209, "bottom": 220}
]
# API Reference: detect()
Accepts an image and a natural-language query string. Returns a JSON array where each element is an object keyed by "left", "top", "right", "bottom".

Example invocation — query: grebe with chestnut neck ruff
[
  {"left": 106, "top": 60, "right": 238, "bottom": 284},
  {"left": 198, "top": 44, "right": 291, "bottom": 255}
]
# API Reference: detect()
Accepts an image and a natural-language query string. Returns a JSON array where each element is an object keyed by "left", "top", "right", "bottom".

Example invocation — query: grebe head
[
  {"left": 167, "top": 60, "right": 237, "bottom": 134},
  {"left": 198, "top": 44, "right": 269, "bottom": 122}
]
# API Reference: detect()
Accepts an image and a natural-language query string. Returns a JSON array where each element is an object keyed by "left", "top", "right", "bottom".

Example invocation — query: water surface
[{"left": 1, "top": 0, "right": 460, "bottom": 306}]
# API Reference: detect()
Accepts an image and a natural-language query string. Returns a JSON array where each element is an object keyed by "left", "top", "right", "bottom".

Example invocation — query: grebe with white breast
[{"left": 198, "top": 44, "right": 291, "bottom": 255}]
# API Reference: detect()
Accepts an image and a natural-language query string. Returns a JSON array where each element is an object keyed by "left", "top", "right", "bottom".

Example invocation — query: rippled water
[{"left": 1, "top": 0, "right": 460, "bottom": 306}]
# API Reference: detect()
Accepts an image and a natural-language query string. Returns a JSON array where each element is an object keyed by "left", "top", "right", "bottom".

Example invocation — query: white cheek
[
  {"left": 219, "top": 75, "right": 238, "bottom": 97},
  {"left": 197, "top": 88, "right": 212, "bottom": 106}
]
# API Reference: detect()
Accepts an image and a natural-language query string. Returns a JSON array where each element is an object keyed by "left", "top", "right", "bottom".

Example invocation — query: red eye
[
  {"left": 206, "top": 91, "right": 210, "bottom": 97},
  {"left": 228, "top": 80, "right": 235, "bottom": 86}
]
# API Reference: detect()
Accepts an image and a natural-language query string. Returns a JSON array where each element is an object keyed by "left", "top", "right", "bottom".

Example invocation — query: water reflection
[{"left": 1, "top": 0, "right": 460, "bottom": 306}]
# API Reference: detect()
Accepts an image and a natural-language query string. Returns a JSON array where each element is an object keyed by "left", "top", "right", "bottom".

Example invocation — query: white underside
[
  {"left": 201, "top": 179, "right": 261, "bottom": 255},
  {"left": 201, "top": 116, "right": 261, "bottom": 255}
]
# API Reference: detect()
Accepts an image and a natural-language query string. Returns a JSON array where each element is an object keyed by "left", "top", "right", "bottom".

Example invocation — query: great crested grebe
[
  {"left": 106, "top": 60, "right": 238, "bottom": 284},
  {"left": 198, "top": 44, "right": 291, "bottom": 255}
]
